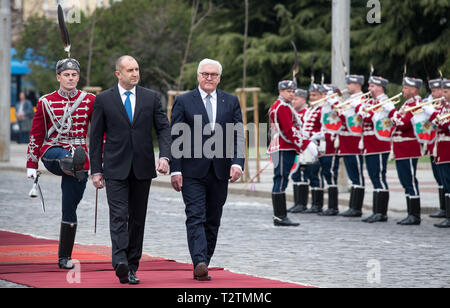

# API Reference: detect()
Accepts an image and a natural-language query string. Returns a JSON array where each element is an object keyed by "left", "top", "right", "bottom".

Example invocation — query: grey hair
[
  {"left": 197, "top": 58, "right": 223, "bottom": 75},
  {"left": 115, "top": 55, "right": 137, "bottom": 72}
]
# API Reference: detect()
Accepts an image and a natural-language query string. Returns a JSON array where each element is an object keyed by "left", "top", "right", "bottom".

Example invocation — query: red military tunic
[
  {"left": 303, "top": 105, "right": 322, "bottom": 138},
  {"left": 336, "top": 93, "right": 363, "bottom": 155},
  {"left": 297, "top": 106, "right": 308, "bottom": 124},
  {"left": 389, "top": 95, "right": 422, "bottom": 160},
  {"left": 430, "top": 100, "right": 450, "bottom": 164},
  {"left": 356, "top": 94, "right": 392, "bottom": 155},
  {"left": 303, "top": 101, "right": 338, "bottom": 157},
  {"left": 26, "top": 89, "right": 95, "bottom": 171},
  {"left": 268, "top": 98, "right": 310, "bottom": 154}
]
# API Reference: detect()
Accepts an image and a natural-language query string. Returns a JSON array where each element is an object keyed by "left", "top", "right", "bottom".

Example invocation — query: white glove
[
  {"left": 343, "top": 108, "right": 355, "bottom": 118},
  {"left": 27, "top": 168, "right": 37, "bottom": 179},
  {"left": 383, "top": 102, "right": 396, "bottom": 113},
  {"left": 306, "top": 142, "right": 318, "bottom": 158},
  {"left": 311, "top": 132, "right": 325, "bottom": 142},
  {"left": 350, "top": 101, "right": 360, "bottom": 108},
  {"left": 422, "top": 104, "right": 436, "bottom": 116}
]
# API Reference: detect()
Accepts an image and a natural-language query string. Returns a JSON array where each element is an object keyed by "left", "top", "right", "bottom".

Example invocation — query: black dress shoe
[
  {"left": 193, "top": 263, "right": 210, "bottom": 281},
  {"left": 318, "top": 208, "right": 339, "bottom": 216},
  {"left": 287, "top": 204, "right": 308, "bottom": 213},
  {"left": 434, "top": 219, "right": 450, "bottom": 228},
  {"left": 115, "top": 263, "right": 129, "bottom": 284},
  {"left": 302, "top": 205, "right": 322, "bottom": 214},
  {"left": 429, "top": 209, "right": 446, "bottom": 218},
  {"left": 362, "top": 214, "right": 376, "bottom": 222},
  {"left": 397, "top": 215, "right": 421, "bottom": 225},
  {"left": 365, "top": 213, "right": 388, "bottom": 223},
  {"left": 339, "top": 208, "right": 362, "bottom": 217},
  {"left": 273, "top": 216, "right": 300, "bottom": 227},
  {"left": 58, "top": 257, "right": 75, "bottom": 269},
  {"left": 194, "top": 274, "right": 211, "bottom": 281},
  {"left": 128, "top": 270, "right": 140, "bottom": 285}
]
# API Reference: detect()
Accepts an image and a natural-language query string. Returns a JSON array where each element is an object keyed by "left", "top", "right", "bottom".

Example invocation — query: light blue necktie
[
  {"left": 124, "top": 91, "right": 133, "bottom": 123},
  {"left": 205, "top": 94, "right": 213, "bottom": 124}
]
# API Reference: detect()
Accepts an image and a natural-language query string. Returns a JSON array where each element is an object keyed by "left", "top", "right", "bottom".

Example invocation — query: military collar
[
  {"left": 58, "top": 88, "right": 79, "bottom": 99},
  {"left": 278, "top": 96, "right": 290, "bottom": 104}
]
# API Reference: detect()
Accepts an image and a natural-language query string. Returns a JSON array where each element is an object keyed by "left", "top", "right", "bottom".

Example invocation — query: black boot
[
  {"left": 434, "top": 195, "right": 450, "bottom": 228},
  {"left": 430, "top": 187, "right": 446, "bottom": 218},
  {"left": 340, "top": 186, "right": 354, "bottom": 217},
  {"left": 288, "top": 183, "right": 309, "bottom": 213},
  {"left": 272, "top": 193, "right": 300, "bottom": 227},
  {"left": 58, "top": 222, "right": 77, "bottom": 269},
  {"left": 362, "top": 191, "right": 378, "bottom": 222},
  {"left": 303, "top": 188, "right": 323, "bottom": 214},
  {"left": 319, "top": 186, "right": 339, "bottom": 216},
  {"left": 398, "top": 197, "right": 421, "bottom": 225},
  {"left": 340, "top": 187, "right": 364, "bottom": 217},
  {"left": 397, "top": 196, "right": 410, "bottom": 224},
  {"left": 366, "top": 190, "right": 389, "bottom": 223},
  {"left": 59, "top": 146, "right": 87, "bottom": 182}
]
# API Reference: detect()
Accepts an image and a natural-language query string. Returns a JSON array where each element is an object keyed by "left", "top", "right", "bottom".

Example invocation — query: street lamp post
[{"left": 0, "top": 0, "right": 11, "bottom": 162}]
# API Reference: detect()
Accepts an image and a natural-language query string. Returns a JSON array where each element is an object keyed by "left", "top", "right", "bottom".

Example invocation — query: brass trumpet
[
  {"left": 365, "top": 93, "right": 402, "bottom": 112},
  {"left": 437, "top": 113, "right": 450, "bottom": 123},
  {"left": 334, "top": 91, "right": 371, "bottom": 109},
  {"left": 403, "top": 97, "right": 444, "bottom": 113},
  {"left": 310, "top": 89, "right": 347, "bottom": 107}
]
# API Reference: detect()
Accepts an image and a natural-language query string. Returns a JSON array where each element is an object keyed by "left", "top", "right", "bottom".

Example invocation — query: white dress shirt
[
  {"left": 118, "top": 83, "right": 136, "bottom": 119},
  {"left": 198, "top": 86, "right": 217, "bottom": 130}
]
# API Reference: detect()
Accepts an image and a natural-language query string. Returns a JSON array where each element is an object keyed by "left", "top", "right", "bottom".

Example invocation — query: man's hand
[
  {"left": 156, "top": 158, "right": 169, "bottom": 174},
  {"left": 229, "top": 166, "right": 242, "bottom": 183},
  {"left": 171, "top": 174, "right": 183, "bottom": 192},
  {"left": 92, "top": 174, "right": 105, "bottom": 189}
]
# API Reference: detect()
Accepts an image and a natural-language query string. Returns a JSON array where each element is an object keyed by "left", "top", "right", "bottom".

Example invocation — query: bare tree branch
[{"left": 176, "top": 0, "right": 214, "bottom": 90}]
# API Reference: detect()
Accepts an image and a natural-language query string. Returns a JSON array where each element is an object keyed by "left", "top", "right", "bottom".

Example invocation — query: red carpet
[{"left": 0, "top": 230, "right": 310, "bottom": 288}]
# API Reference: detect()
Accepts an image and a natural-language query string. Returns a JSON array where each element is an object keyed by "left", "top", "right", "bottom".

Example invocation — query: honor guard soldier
[
  {"left": 288, "top": 89, "right": 312, "bottom": 213},
  {"left": 388, "top": 77, "right": 423, "bottom": 225},
  {"left": 354, "top": 76, "right": 392, "bottom": 222},
  {"left": 425, "top": 79, "right": 446, "bottom": 218},
  {"left": 335, "top": 75, "right": 366, "bottom": 217},
  {"left": 268, "top": 81, "right": 317, "bottom": 226},
  {"left": 26, "top": 58, "right": 95, "bottom": 268},
  {"left": 426, "top": 79, "right": 450, "bottom": 227},
  {"left": 317, "top": 84, "right": 341, "bottom": 216},
  {"left": 302, "top": 83, "right": 326, "bottom": 213}
]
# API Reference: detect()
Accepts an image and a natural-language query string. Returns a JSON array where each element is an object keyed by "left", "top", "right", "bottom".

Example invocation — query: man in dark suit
[
  {"left": 89, "top": 55, "right": 171, "bottom": 284},
  {"left": 170, "top": 58, "right": 245, "bottom": 281}
]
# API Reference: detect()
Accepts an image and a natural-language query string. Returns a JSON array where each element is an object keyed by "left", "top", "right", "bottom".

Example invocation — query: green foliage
[{"left": 15, "top": 0, "right": 449, "bottom": 120}]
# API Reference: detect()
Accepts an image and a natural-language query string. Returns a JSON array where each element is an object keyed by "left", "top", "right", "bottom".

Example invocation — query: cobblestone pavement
[{"left": 1, "top": 170, "right": 450, "bottom": 288}]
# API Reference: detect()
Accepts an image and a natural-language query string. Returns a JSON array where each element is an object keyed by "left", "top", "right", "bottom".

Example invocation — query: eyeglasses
[{"left": 199, "top": 72, "right": 220, "bottom": 79}]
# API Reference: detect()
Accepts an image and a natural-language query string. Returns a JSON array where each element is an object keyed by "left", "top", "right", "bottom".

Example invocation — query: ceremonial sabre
[
  {"left": 94, "top": 188, "right": 98, "bottom": 234},
  {"left": 29, "top": 171, "right": 45, "bottom": 213}
]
